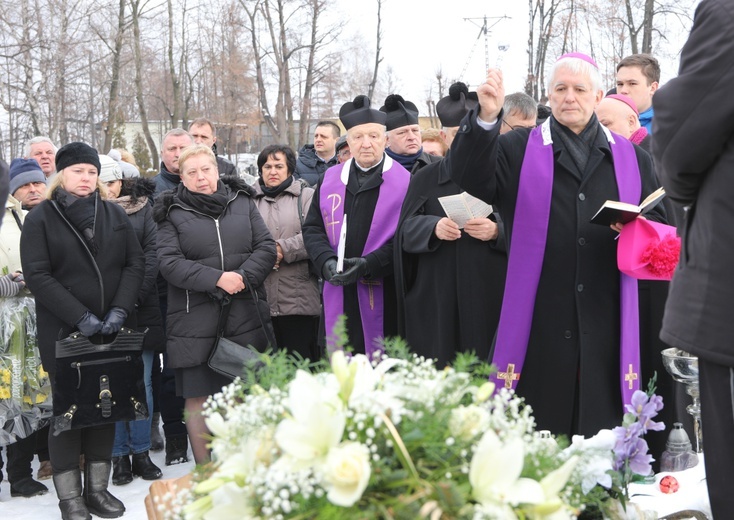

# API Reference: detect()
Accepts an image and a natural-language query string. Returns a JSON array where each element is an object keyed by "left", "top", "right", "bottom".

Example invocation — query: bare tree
[
  {"left": 367, "top": 0, "right": 384, "bottom": 101},
  {"left": 101, "top": 0, "right": 127, "bottom": 152},
  {"left": 130, "top": 0, "right": 159, "bottom": 166}
]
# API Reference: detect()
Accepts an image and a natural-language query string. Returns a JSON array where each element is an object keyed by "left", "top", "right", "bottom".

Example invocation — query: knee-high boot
[
  {"left": 83, "top": 460, "right": 125, "bottom": 518},
  {"left": 53, "top": 469, "right": 91, "bottom": 520}
]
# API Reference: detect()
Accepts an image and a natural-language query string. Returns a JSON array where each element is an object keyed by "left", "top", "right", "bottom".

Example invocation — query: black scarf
[
  {"left": 259, "top": 175, "right": 294, "bottom": 198},
  {"left": 177, "top": 181, "right": 230, "bottom": 218},
  {"left": 385, "top": 147, "right": 423, "bottom": 171},
  {"left": 550, "top": 113, "right": 599, "bottom": 178},
  {"left": 54, "top": 188, "right": 100, "bottom": 256}
]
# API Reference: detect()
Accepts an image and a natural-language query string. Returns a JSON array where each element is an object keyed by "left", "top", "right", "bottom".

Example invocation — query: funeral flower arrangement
[
  {"left": 170, "top": 340, "right": 660, "bottom": 520},
  {"left": 0, "top": 295, "right": 52, "bottom": 445}
]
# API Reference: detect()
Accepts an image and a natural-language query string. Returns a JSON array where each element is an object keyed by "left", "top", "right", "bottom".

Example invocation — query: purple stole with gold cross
[
  {"left": 492, "top": 120, "right": 642, "bottom": 406},
  {"left": 319, "top": 156, "right": 410, "bottom": 357}
]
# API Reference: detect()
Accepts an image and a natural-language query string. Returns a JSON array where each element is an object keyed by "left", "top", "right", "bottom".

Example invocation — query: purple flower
[
  {"left": 625, "top": 437, "right": 654, "bottom": 475},
  {"left": 612, "top": 424, "right": 654, "bottom": 474},
  {"left": 625, "top": 391, "right": 665, "bottom": 434}
]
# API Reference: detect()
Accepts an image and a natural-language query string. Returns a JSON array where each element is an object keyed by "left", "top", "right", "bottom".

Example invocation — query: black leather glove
[
  {"left": 76, "top": 311, "right": 104, "bottom": 337},
  {"left": 330, "top": 257, "right": 369, "bottom": 286},
  {"left": 321, "top": 258, "right": 338, "bottom": 282},
  {"left": 100, "top": 307, "right": 128, "bottom": 336}
]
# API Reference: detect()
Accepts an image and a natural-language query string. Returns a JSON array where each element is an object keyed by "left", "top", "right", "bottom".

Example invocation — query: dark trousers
[
  {"left": 36, "top": 424, "right": 50, "bottom": 461},
  {"left": 151, "top": 352, "right": 162, "bottom": 414},
  {"left": 48, "top": 423, "right": 115, "bottom": 472},
  {"left": 699, "top": 357, "right": 734, "bottom": 519},
  {"left": 4, "top": 432, "right": 36, "bottom": 482},
  {"left": 160, "top": 355, "right": 187, "bottom": 438},
  {"left": 272, "top": 315, "right": 321, "bottom": 361},
  {"left": 158, "top": 293, "right": 186, "bottom": 438}
]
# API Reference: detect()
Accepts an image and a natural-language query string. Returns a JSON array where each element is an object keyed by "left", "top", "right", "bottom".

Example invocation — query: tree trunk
[
  {"left": 102, "top": 0, "right": 126, "bottom": 152},
  {"left": 367, "top": 0, "right": 384, "bottom": 101},
  {"left": 131, "top": 0, "right": 159, "bottom": 167}
]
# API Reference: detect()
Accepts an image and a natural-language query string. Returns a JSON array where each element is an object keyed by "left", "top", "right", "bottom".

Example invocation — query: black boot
[
  {"left": 53, "top": 469, "right": 91, "bottom": 520},
  {"left": 83, "top": 460, "right": 125, "bottom": 519},
  {"left": 165, "top": 434, "right": 189, "bottom": 466},
  {"left": 111, "top": 456, "right": 133, "bottom": 486},
  {"left": 132, "top": 451, "right": 162, "bottom": 480},
  {"left": 150, "top": 413, "right": 164, "bottom": 452},
  {"left": 10, "top": 476, "right": 48, "bottom": 497}
]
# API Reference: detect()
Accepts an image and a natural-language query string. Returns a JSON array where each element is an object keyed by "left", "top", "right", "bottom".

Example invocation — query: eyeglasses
[{"left": 502, "top": 119, "right": 536, "bottom": 131}]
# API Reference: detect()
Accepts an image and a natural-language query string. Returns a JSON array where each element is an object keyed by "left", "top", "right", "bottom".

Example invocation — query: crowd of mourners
[{"left": 1, "top": 11, "right": 734, "bottom": 515}]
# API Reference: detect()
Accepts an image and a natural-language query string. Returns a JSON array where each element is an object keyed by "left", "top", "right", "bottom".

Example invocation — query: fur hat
[
  {"left": 380, "top": 94, "right": 419, "bottom": 131},
  {"left": 55, "top": 142, "right": 101, "bottom": 174},
  {"left": 436, "top": 82, "right": 478, "bottom": 127},
  {"left": 9, "top": 158, "right": 46, "bottom": 195},
  {"left": 339, "top": 95, "right": 387, "bottom": 130}
]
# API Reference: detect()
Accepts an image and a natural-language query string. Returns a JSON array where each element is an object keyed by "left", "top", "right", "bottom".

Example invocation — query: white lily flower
[
  {"left": 203, "top": 481, "right": 257, "bottom": 520},
  {"left": 275, "top": 370, "right": 346, "bottom": 463},
  {"left": 470, "top": 429, "right": 545, "bottom": 507}
]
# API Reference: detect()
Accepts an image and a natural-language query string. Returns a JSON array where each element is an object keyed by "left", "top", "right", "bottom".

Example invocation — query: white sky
[
  {"left": 337, "top": 0, "right": 696, "bottom": 115},
  {"left": 336, "top": 1, "right": 530, "bottom": 112}
]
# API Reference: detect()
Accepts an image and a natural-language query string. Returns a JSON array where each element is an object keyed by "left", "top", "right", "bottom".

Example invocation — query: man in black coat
[
  {"left": 395, "top": 83, "right": 507, "bottom": 368},
  {"left": 653, "top": 0, "right": 734, "bottom": 515},
  {"left": 153, "top": 129, "right": 194, "bottom": 196},
  {"left": 449, "top": 54, "right": 665, "bottom": 439},
  {"left": 188, "top": 118, "right": 238, "bottom": 177},
  {"left": 294, "top": 121, "right": 340, "bottom": 186}
]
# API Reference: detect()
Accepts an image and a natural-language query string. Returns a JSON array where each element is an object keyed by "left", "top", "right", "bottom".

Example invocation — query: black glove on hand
[
  {"left": 330, "top": 257, "right": 369, "bottom": 286},
  {"left": 76, "top": 311, "right": 104, "bottom": 337},
  {"left": 321, "top": 258, "right": 338, "bottom": 282},
  {"left": 100, "top": 307, "right": 128, "bottom": 336}
]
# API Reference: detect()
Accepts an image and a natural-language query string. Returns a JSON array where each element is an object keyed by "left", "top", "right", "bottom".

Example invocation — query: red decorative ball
[{"left": 659, "top": 475, "right": 680, "bottom": 494}]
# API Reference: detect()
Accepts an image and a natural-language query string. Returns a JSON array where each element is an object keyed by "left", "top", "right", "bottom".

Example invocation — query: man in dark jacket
[
  {"left": 449, "top": 53, "right": 665, "bottom": 439},
  {"left": 188, "top": 118, "right": 238, "bottom": 177},
  {"left": 381, "top": 94, "right": 441, "bottom": 175},
  {"left": 653, "top": 0, "right": 734, "bottom": 515},
  {"left": 294, "top": 121, "right": 340, "bottom": 186},
  {"left": 151, "top": 127, "right": 194, "bottom": 464},
  {"left": 153, "top": 129, "right": 194, "bottom": 196}
]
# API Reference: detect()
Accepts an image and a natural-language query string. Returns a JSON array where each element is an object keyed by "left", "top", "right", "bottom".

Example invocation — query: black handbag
[
  {"left": 51, "top": 327, "right": 148, "bottom": 435},
  {"left": 207, "top": 285, "right": 275, "bottom": 381}
]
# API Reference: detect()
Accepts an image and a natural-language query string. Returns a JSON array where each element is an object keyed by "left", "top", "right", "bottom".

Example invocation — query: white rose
[
  {"left": 323, "top": 442, "right": 371, "bottom": 507},
  {"left": 449, "top": 405, "right": 490, "bottom": 441}
]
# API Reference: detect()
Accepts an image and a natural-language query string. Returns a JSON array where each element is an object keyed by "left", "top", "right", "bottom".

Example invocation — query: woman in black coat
[
  {"left": 20, "top": 143, "right": 144, "bottom": 520},
  {"left": 153, "top": 144, "right": 276, "bottom": 464},
  {"left": 100, "top": 157, "right": 164, "bottom": 486}
]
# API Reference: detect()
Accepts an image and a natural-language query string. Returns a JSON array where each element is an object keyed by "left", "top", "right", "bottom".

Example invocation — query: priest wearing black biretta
[
  {"left": 380, "top": 94, "right": 440, "bottom": 175},
  {"left": 302, "top": 95, "right": 411, "bottom": 356}
]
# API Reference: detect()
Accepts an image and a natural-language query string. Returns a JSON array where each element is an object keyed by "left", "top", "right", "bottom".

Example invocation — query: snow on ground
[{"left": 0, "top": 444, "right": 195, "bottom": 519}]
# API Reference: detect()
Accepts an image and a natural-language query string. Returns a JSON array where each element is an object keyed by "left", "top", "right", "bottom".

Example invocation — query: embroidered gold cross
[
  {"left": 360, "top": 279, "right": 381, "bottom": 310},
  {"left": 497, "top": 363, "right": 520, "bottom": 389},
  {"left": 625, "top": 364, "right": 638, "bottom": 390}
]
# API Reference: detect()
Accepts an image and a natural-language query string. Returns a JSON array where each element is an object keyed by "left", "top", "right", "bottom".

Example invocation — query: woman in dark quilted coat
[{"left": 154, "top": 144, "right": 276, "bottom": 464}]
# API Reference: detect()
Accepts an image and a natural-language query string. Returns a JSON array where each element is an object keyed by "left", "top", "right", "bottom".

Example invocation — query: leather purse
[
  {"left": 207, "top": 285, "right": 275, "bottom": 381},
  {"left": 51, "top": 327, "right": 148, "bottom": 435}
]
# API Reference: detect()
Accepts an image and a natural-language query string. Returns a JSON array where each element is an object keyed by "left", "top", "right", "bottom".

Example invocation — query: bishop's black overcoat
[{"left": 450, "top": 111, "right": 665, "bottom": 437}]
